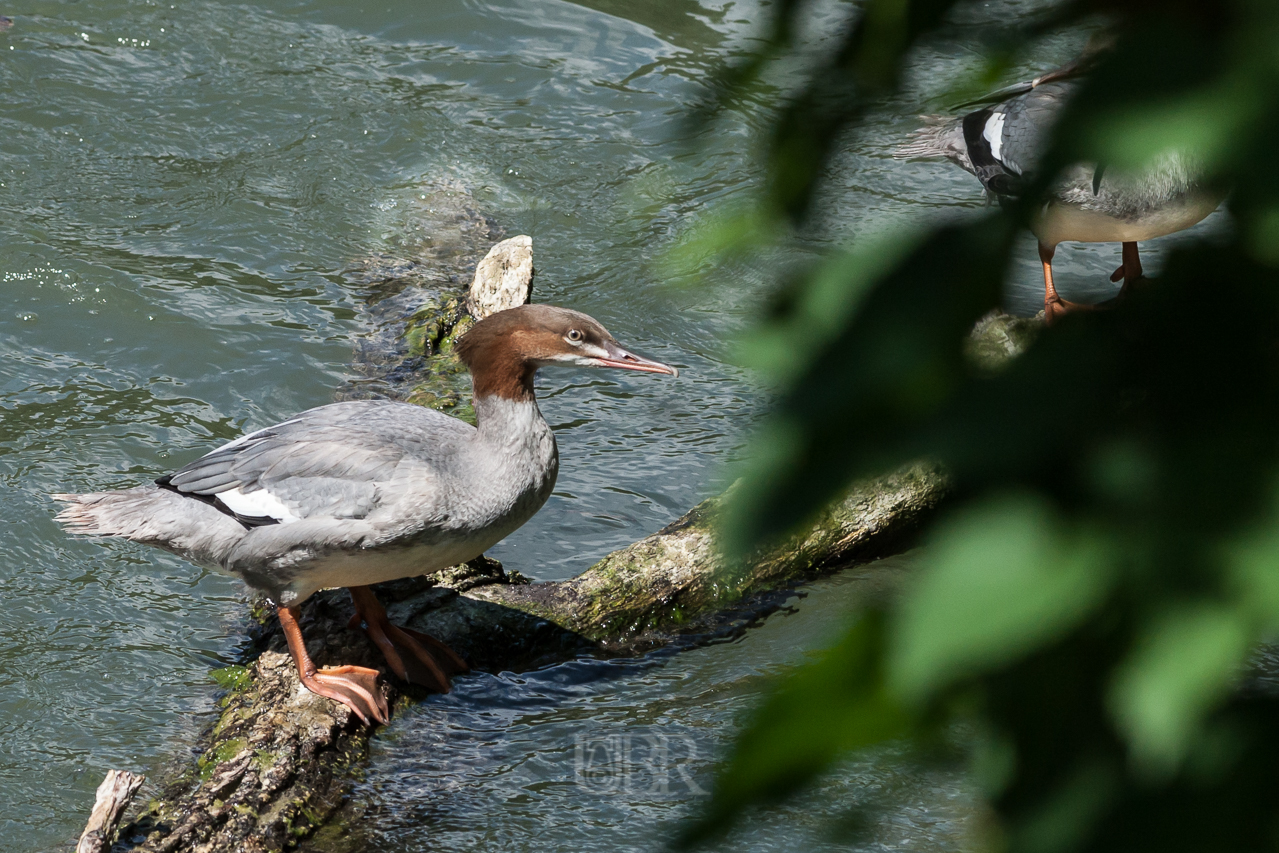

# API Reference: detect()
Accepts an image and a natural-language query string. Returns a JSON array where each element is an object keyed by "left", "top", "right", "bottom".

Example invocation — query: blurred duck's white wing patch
[{"left": 983, "top": 111, "right": 1006, "bottom": 163}]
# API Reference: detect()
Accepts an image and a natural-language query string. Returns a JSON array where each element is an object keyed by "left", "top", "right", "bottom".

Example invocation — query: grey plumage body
[
  {"left": 56, "top": 396, "right": 558, "bottom": 606},
  {"left": 897, "top": 81, "right": 1223, "bottom": 248}
]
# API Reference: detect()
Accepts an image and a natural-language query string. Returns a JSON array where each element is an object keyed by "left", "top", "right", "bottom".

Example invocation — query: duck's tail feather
[
  {"left": 893, "top": 116, "right": 970, "bottom": 169},
  {"left": 53, "top": 484, "right": 243, "bottom": 566}
]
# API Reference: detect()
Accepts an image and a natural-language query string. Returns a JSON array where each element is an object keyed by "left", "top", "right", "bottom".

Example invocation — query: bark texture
[
  {"left": 78, "top": 770, "right": 145, "bottom": 853},
  {"left": 470, "top": 462, "right": 948, "bottom": 648},
  {"left": 118, "top": 654, "right": 372, "bottom": 853}
]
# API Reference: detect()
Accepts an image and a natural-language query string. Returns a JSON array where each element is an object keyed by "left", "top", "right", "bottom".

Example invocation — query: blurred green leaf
[
  {"left": 688, "top": 0, "right": 1279, "bottom": 848},
  {"left": 661, "top": 203, "right": 785, "bottom": 286},
  {"left": 721, "top": 216, "right": 1013, "bottom": 561},
  {"left": 1010, "top": 758, "right": 1119, "bottom": 853},
  {"left": 1243, "top": 205, "right": 1279, "bottom": 267},
  {"left": 734, "top": 227, "right": 926, "bottom": 383},
  {"left": 1226, "top": 485, "right": 1279, "bottom": 628},
  {"left": 890, "top": 494, "right": 1115, "bottom": 703},
  {"left": 1109, "top": 605, "right": 1252, "bottom": 777},
  {"left": 1082, "top": 85, "right": 1256, "bottom": 173}
]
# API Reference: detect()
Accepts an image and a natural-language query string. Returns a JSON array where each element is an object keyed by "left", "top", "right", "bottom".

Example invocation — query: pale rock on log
[{"left": 465, "top": 234, "right": 534, "bottom": 319}]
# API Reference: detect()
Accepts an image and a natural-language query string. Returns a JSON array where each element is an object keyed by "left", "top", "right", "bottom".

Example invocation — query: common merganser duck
[
  {"left": 55, "top": 305, "right": 678, "bottom": 725},
  {"left": 896, "top": 59, "right": 1225, "bottom": 321}
]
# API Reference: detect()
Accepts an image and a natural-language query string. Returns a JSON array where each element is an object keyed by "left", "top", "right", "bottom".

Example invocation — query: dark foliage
[{"left": 685, "top": 0, "right": 1279, "bottom": 849}]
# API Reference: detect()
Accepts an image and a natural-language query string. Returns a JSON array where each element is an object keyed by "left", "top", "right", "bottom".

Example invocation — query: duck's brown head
[{"left": 455, "top": 304, "right": 677, "bottom": 402}]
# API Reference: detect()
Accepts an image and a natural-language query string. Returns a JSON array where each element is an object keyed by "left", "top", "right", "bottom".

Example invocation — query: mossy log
[
  {"left": 101, "top": 180, "right": 1036, "bottom": 852},
  {"left": 119, "top": 464, "right": 948, "bottom": 853},
  {"left": 472, "top": 462, "right": 948, "bottom": 649}
]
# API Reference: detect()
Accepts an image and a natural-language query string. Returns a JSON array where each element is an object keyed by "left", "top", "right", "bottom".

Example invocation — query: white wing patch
[
  {"left": 217, "top": 487, "right": 300, "bottom": 523},
  {"left": 983, "top": 111, "right": 1006, "bottom": 164}
]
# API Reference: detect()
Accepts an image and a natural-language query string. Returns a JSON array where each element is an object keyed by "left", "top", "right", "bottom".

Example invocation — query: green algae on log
[
  {"left": 389, "top": 234, "right": 538, "bottom": 416},
  {"left": 101, "top": 190, "right": 1036, "bottom": 852},
  {"left": 467, "top": 462, "right": 947, "bottom": 647},
  {"left": 338, "top": 182, "right": 528, "bottom": 414},
  {"left": 122, "top": 653, "right": 374, "bottom": 853},
  {"left": 397, "top": 234, "right": 533, "bottom": 416}
]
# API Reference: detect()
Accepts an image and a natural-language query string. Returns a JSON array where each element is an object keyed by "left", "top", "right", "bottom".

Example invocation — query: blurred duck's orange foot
[
  {"left": 1109, "top": 241, "right": 1147, "bottom": 295},
  {"left": 1109, "top": 265, "right": 1146, "bottom": 284},
  {"left": 278, "top": 604, "right": 389, "bottom": 725},
  {"left": 1040, "top": 242, "right": 1098, "bottom": 325},
  {"left": 348, "top": 585, "right": 469, "bottom": 693},
  {"left": 1045, "top": 295, "right": 1095, "bottom": 324}
]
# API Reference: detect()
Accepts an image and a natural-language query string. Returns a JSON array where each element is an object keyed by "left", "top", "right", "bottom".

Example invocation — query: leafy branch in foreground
[{"left": 686, "top": 0, "right": 1279, "bottom": 849}]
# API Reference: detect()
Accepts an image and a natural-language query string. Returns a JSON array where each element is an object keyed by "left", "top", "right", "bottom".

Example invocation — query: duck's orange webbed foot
[
  {"left": 348, "top": 585, "right": 469, "bottom": 693},
  {"left": 299, "top": 664, "right": 389, "bottom": 726},
  {"left": 278, "top": 604, "right": 390, "bottom": 725},
  {"left": 1040, "top": 242, "right": 1098, "bottom": 326}
]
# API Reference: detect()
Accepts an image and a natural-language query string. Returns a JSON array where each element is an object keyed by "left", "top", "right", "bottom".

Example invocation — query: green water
[{"left": 0, "top": 1, "right": 1223, "bottom": 850}]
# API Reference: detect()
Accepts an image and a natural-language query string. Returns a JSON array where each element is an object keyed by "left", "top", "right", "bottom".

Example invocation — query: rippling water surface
[
  {"left": 332, "top": 559, "right": 974, "bottom": 853},
  {"left": 0, "top": 1, "right": 1222, "bottom": 850}
]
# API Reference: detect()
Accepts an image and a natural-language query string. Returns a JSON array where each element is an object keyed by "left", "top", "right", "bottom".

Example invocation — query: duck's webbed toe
[
  {"left": 301, "top": 665, "right": 389, "bottom": 726},
  {"left": 1045, "top": 294, "right": 1096, "bottom": 324},
  {"left": 278, "top": 602, "right": 390, "bottom": 726},
  {"left": 349, "top": 586, "right": 469, "bottom": 693}
]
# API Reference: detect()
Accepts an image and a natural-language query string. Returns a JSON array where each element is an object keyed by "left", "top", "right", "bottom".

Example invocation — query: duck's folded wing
[
  {"left": 156, "top": 402, "right": 465, "bottom": 526},
  {"left": 962, "top": 83, "right": 1071, "bottom": 197}
]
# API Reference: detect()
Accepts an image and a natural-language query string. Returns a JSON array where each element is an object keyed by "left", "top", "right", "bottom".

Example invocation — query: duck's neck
[
  {"left": 467, "top": 357, "right": 557, "bottom": 480},
  {"left": 473, "top": 390, "right": 546, "bottom": 441},
  {"left": 470, "top": 389, "right": 559, "bottom": 504},
  {"left": 467, "top": 344, "right": 536, "bottom": 404}
]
